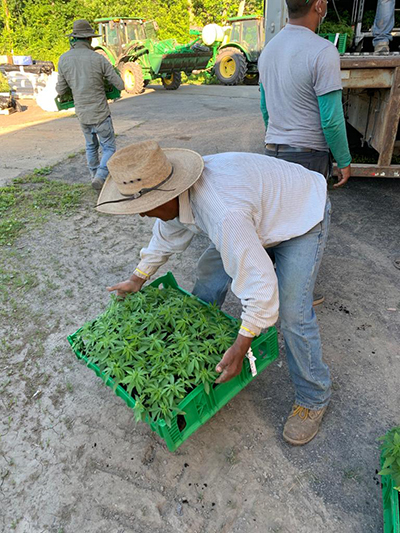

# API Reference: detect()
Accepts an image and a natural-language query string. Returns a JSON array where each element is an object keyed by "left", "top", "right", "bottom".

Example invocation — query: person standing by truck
[
  {"left": 258, "top": 0, "right": 352, "bottom": 306},
  {"left": 258, "top": 0, "right": 351, "bottom": 187},
  {"left": 373, "top": 0, "right": 395, "bottom": 53},
  {"left": 56, "top": 19, "right": 125, "bottom": 190}
]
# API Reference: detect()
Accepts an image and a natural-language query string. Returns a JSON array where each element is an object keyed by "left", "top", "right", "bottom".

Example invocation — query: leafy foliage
[
  {"left": 0, "top": 0, "right": 263, "bottom": 66},
  {"left": 73, "top": 285, "right": 239, "bottom": 426},
  {"left": 0, "top": 72, "right": 9, "bottom": 91},
  {"left": 379, "top": 427, "right": 400, "bottom": 492},
  {"left": 319, "top": 20, "right": 354, "bottom": 50}
]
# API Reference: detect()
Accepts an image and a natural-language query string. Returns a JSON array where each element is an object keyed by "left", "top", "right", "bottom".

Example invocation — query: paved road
[{"left": 0, "top": 85, "right": 262, "bottom": 184}]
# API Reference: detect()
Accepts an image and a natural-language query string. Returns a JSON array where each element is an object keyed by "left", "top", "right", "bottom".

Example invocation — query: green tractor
[
  {"left": 201, "top": 16, "right": 265, "bottom": 86},
  {"left": 201, "top": 16, "right": 348, "bottom": 86},
  {"left": 93, "top": 17, "right": 212, "bottom": 94}
]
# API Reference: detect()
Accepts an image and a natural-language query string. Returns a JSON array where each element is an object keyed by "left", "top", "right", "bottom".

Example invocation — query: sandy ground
[{"left": 0, "top": 86, "right": 399, "bottom": 533}]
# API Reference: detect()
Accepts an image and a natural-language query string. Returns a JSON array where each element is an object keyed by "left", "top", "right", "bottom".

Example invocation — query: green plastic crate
[
  {"left": 321, "top": 33, "right": 348, "bottom": 55},
  {"left": 381, "top": 457, "right": 400, "bottom": 533},
  {"left": 55, "top": 85, "right": 121, "bottom": 111},
  {"left": 67, "top": 271, "right": 279, "bottom": 451}
]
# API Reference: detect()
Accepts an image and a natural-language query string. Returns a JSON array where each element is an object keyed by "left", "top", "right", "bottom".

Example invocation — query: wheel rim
[
  {"left": 220, "top": 56, "right": 236, "bottom": 79},
  {"left": 124, "top": 70, "right": 136, "bottom": 90},
  {"left": 245, "top": 74, "right": 257, "bottom": 80},
  {"left": 164, "top": 74, "right": 174, "bottom": 85}
]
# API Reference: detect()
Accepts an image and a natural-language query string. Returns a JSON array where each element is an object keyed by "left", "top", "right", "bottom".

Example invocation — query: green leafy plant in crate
[
  {"left": 71, "top": 284, "right": 239, "bottom": 427},
  {"left": 379, "top": 426, "right": 400, "bottom": 533},
  {"left": 380, "top": 427, "right": 400, "bottom": 490}
]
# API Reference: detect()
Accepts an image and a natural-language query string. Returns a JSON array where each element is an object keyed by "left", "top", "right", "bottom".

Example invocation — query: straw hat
[
  {"left": 96, "top": 141, "right": 204, "bottom": 215},
  {"left": 67, "top": 19, "right": 100, "bottom": 38}
]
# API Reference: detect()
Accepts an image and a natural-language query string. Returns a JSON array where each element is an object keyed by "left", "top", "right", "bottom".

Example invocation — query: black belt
[{"left": 265, "top": 144, "right": 317, "bottom": 153}]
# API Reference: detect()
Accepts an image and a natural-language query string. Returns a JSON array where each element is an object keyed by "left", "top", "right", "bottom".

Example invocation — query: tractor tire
[
  {"left": 162, "top": 72, "right": 182, "bottom": 90},
  {"left": 95, "top": 49, "right": 112, "bottom": 63},
  {"left": 215, "top": 47, "right": 247, "bottom": 86},
  {"left": 243, "top": 72, "right": 259, "bottom": 85},
  {"left": 120, "top": 62, "right": 144, "bottom": 95}
]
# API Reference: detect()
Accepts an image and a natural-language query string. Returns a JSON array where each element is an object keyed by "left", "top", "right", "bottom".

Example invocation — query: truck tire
[
  {"left": 162, "top": 72, "right": 181, "bottom": 90},
  {"left": 120, "top": 62, "right": 144, "bottom": 95},
  {"left": 215, "top": 47, "right": 247, "bottom": 86}
]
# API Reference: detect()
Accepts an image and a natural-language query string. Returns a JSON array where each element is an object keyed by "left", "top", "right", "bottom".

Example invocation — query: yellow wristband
[
  {"left": 135, "top": 268, "right": 150, "bottom": 278},
  {"left": 240, "top": 325, "right": 256, "bottom": 337}
]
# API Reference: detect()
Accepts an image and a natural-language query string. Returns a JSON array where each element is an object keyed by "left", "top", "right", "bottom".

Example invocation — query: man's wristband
[
  {"left": 133, "top": 268, "right": 150, "bottom": 280},
  {"left": 240, "top": 325, "right": 257, "bottom": 337}
]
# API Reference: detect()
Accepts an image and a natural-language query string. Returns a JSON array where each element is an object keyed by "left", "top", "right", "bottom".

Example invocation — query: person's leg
[
  {"left": 264, "top": 148, "right": 330, "bottom": 306},
  {"left": 272, "top": 198, "right": 331, "bottom": 410},
  {"left": 80, "top": 122, "right": 100, "bottom": 179},
  {"left": 94, "top": 116, "right": 117, "bottom": 181},
  {"left": 372, "top": 0, "right": 395, "bottom": 49},
  {"left": 192, "top": 243, "right": 231, "bottom": 307}
]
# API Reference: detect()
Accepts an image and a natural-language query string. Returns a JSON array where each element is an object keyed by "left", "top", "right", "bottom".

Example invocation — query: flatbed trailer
[{"left": 340, "top": 53, "right": 400, "bottom": 178}]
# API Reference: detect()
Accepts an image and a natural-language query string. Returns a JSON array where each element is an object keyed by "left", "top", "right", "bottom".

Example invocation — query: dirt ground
[{"left": 0, "top": 86, "right": 399, "bottom": 533}]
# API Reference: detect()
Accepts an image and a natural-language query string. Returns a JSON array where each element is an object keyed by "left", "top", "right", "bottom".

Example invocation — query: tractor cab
[
  {"left": 227, "top": 16, "right": 265, "bottom": 63},
  {"left": 211, "top": 16, "right": 264, "bottom": 86},
  {"left": 94, "top": 18, "right": 159, "bottom": 59}
]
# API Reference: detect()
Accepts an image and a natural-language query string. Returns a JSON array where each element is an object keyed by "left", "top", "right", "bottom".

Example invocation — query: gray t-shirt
[{"left": 258, "top": 24, "right": 342, "bottom": 151}]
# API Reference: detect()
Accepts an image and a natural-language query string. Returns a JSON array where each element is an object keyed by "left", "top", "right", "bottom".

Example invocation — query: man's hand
[
  {"left": 334, "top": 164, "right": 351, "bottom": 188},
  {"left": 215, "top": 334, "right": 253, "bottom": 384},
  {"left": 107, "top": 274, "right": 146, "bottom": 298}
]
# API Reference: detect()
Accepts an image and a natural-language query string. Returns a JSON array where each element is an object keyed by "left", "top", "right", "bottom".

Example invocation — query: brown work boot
[
  {"left": 283, "top": 404, "right": 328, "bottom": 446},
  {"left": 374, "top": 42, "right": 390, "bottom": 54}
]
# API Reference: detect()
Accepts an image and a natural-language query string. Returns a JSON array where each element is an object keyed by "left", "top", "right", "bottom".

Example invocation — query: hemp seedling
[
  {"left": 73, "top": 285, "right": 239, "bottom": 426},
  {"left": 379, "top": 427, "right": 400, "bottom": 491}
]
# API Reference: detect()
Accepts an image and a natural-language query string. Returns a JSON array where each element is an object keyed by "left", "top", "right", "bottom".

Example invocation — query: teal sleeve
[
  {"left": 260, "top": 82, "right": 269, "bottom": 130},
  {"left": 318, "top": 90, "right": 352, "bottom": 168}
]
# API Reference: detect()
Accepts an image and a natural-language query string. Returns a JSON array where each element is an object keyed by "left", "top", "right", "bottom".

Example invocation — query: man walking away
[
  {"left": 258, "top": 0, "right": 351, "bottom": 187},
  {"left": 56, "top": 19, "right": 125, "bottom": 190},
  {"left": 373, "top": 0, "right": 395, "bottom": 54}
]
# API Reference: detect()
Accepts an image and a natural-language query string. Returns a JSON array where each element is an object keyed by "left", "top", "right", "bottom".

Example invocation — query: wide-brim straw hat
[
  {"left": 67, "top": 19, "right": 100, "bottom": 38},
  {"left": 96, "top": 140, "right": 204, "bottom": 215}
]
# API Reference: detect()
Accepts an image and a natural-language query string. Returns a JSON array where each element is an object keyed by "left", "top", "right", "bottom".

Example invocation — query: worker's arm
[
  {"left": 318, "top": 90, "right": 352, "bottom": 187},
  {"left": 259, "top": 82, "right": 269, "bottom": 130},
  {"left": 55, "top": 63, "right": 70, "bottom": 95},
  {"left": 107, "top": 218, "right": 194, "bottom": 297},
  {"left": 318, "top": 90, "right": 352, "bottom": 167},
  {"left": 313, "top": 45, "right": 351, "bottom": 187},
  {"left": 213, "top": 210, "right": 279, "bottom": 383},
  {"left": 102, "top": 58, "right": 125, "bottom": 91}
]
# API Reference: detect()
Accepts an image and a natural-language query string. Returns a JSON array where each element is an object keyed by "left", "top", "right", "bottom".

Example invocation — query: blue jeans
[
  {"left": 372, "top": 0, "right": 395, "bottom": 46},
  {"left": 192, "top": 199, "right": 332, "bottom": 410},
  {"left": 80, "top": 116, "right": 116, "bottom": 180}
]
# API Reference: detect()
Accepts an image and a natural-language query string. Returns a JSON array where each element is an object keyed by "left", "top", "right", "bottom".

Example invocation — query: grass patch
[
  {"left": 0, "top": 271, "right": 38, "bottom": 295},
  {"left": 13, "top": 166, "right": 53, "bottom": 184},
  {"left": 0, "top": 168, "right": 88, "bottom": 246},
  {"left": 30, "top": 181, "right": 86, "bottom": 212}
]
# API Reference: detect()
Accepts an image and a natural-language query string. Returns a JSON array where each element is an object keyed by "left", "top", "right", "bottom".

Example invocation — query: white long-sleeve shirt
[{"left": 135, "top": 152, "right": 327, "bottom": 336}]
